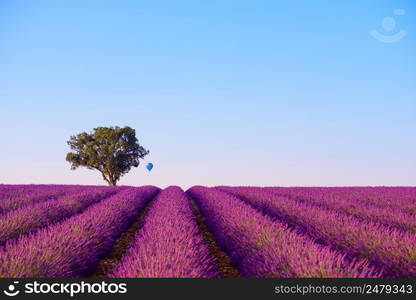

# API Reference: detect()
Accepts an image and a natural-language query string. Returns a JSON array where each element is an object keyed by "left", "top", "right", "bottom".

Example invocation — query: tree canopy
[{"left": 66, "top": 126, "right": 149, "bottom": 186}]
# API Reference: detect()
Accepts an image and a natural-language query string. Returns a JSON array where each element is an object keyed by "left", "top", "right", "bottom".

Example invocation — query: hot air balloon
[{"left": 146, "top": 163, "right": 153, "bottom": 171}]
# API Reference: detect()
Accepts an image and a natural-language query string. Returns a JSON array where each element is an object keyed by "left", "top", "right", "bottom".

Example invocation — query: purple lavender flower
[
  {"left": 0, "top": 186, "right": 159, "bottom": 277},
  {"left": 188, "top": 186, "right": 380, "bottom": 278},
  {"left": 110, "top": 186, "right": 218, "bottom": 278}
]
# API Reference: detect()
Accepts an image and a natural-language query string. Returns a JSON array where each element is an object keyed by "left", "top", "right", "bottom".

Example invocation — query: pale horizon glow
[{"left": 1, "top": 0, "right": 415, "bottom": 189}]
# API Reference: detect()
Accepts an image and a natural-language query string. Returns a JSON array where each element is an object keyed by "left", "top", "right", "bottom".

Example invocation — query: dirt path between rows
[
  {"left": 188, "top": 196, "right": 242, "bottom": 278},
  {"left": 89, "top": 196, "right": 156, "bottom": 278},
  {"left": 89, "top": 191, "right": 241, "bottom": 278}
]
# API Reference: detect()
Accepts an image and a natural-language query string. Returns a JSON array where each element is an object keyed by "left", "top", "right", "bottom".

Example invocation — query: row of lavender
[
  {"left": 0, "top": 185, "right": 414, "bottom": 277},
  {"left": 265, "top": 187, "right": 416, "bottom": 232},
  {"left": 219, "top": 187, "right": 416, "bottom": 277},
  {"left": 0, "top": 185, "right": 219, "bottom": 278},
  {"left": 0, "top": 186, "right": 159, "bottom": 277},
  {"left": 0, "top": 184, "right": 118, "bottom": 215},
  {"left": 0, "top": 188, "right": 117, "bottom": 246},
  {"left": 103, "top": 186, "right": 385, "bottom": 277},
  {"left": 110, "top": 186, "right": 217, "bottom": 277},
  {"left": 188, "top": 186, "right": 380, "bottom": 278},
  {"left": 267, "top": 187, "right": 416, "bottom": 215}
]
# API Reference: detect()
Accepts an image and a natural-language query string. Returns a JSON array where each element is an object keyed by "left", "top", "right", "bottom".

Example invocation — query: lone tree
[{"left": 66, "top": 126, "right": 149, "bottom": 186}]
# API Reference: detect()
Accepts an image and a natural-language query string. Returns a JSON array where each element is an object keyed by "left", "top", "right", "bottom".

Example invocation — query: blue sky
[{"left": 1, "top": 0, "right": 415, "bottom": 188}]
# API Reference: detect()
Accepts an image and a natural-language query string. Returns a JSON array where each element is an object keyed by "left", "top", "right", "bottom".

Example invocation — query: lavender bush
[
  {"left": 220, "top": 187, "right": 416, "bottom": 277},
  {"left": 0, "top": 188, "right": 117, "bottom": 245},
  {"left": 110, "top": 186, "right": 217, "bottom": 278},
  {"left": 0, "top": 186, "right": 159, "bottom": 277},
  {"left": 188, "top": 186, "right": 380, "bottom": 278},
  {"left": 0, "top": 185, "right": 79, "bottom": 215},
  {"left": 265, "top": 187, "right": 416, "bottom": 232}
]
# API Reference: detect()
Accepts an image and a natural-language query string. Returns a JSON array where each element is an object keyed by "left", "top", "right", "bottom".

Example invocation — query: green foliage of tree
[{"left": 66, "top": 126, "right": 149, "bottom": 186}]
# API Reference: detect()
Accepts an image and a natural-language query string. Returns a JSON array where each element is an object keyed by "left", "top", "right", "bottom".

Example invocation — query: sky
[{"left": 0, "top": 0, "right": 415, "bottom": 188}]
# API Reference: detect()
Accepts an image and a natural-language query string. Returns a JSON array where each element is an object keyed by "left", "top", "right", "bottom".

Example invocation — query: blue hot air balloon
[{"left": 146, "top": 163, "right": 153, "bottom": 171}]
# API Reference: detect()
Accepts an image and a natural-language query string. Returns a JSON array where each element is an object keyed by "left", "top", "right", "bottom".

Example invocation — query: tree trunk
[{"left": 102, "top": 173, "right": 117, "bottom": 186}]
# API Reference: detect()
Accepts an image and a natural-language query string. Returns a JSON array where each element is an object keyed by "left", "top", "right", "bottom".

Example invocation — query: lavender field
[{"left": 0, "top": 184, "right": 415, "bottom": 278}]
